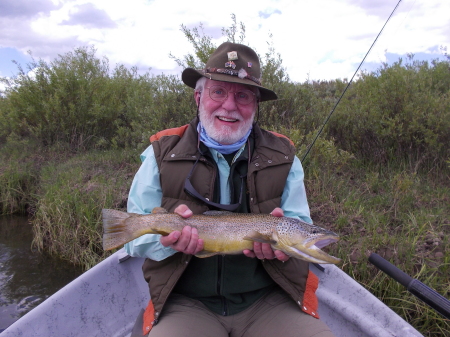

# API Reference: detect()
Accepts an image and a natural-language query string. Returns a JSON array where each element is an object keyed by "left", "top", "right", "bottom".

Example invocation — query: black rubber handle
[{"left": 369, "top": 253, "right": 450, "bottom": 319}]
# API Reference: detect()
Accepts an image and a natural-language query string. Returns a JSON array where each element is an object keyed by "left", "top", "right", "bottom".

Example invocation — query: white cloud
[{"left": 0, "top": 0, "right": 449, "bottom": 82}]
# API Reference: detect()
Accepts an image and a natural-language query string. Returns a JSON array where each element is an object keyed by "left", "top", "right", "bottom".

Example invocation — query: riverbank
[
  {"left": 0, "top": 139, "right": 448, "bottom": 336},
  {"left": 1, "top": 141, "right": 140, "bottom": 268}
]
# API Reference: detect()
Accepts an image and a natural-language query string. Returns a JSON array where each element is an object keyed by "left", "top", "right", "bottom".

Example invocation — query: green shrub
[{"left": 327, "top": 56, "right": 450, "bottom": 171}]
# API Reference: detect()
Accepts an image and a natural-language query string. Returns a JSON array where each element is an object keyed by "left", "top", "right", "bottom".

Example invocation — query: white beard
[{"left": 198, "top": 105, "right": 255, "bottom": 145}]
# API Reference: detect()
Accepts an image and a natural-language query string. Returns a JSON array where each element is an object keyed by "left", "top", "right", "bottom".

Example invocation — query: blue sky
[
  {"left": 0, "top": 48, "right": 33, "bottom": 77},
  {"left": 0, "top": 0, "right": 449, "bottom": 85}
]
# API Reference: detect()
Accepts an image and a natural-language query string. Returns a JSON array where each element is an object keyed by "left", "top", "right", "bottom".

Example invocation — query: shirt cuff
[{"left": 124, "top": 234, "right": 178, "bottom": 261}]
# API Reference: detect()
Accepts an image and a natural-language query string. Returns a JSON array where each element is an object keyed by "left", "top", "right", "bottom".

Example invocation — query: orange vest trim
[
  {"left": 301, "top": 271, "right": 320, "bottom": 319},
  {"left": 150, "top": 126, "right": 293, "bottom": 146},
  {"left": 150, "top": 124, "right": 189, "bottom": 143},
  {"left": 142, "top": 299, "right": 155, "bottom": 335},
  {"left": 268, "top": 131, "right": 295, "bottom": 146}
]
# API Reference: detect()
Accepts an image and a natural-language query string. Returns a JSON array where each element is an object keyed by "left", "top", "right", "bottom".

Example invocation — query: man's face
[{"left": 196, "top": 79, "right": 257, "bottom": 145}]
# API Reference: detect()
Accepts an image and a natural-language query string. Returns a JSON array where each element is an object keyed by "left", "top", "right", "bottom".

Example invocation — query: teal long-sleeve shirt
[{"left": 124, "top": 144, "right": 312, "bottom": 261}]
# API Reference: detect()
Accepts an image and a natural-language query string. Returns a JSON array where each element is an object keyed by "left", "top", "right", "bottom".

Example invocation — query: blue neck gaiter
[{"left": 198, "top": 122, "right": 251, "bottom": 154}]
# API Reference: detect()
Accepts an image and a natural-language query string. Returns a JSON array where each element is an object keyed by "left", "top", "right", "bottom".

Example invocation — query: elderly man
[{"left": 125, "top": 42, "right": 335, "bottom": 337}]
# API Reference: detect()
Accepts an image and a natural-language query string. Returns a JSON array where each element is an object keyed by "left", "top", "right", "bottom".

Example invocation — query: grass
[
  {"left": 31, "top": 149, "right": 139, "bottom": 269},
  {"left": 0, "top": 141, "right": 449, "bottom": 336},
  {"left": 305, "top": 159, "right": 449, "bottom": 337},
  {"left": 0, "top": 146, "right": 139, "bottom": 269}
]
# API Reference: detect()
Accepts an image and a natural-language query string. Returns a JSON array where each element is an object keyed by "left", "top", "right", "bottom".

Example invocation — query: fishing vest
[{"left": 141, "top": 118, "right": 320, "bottom": 334}]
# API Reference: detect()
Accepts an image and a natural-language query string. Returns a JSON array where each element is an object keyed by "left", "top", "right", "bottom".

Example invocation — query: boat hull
[{"left": 0, "top": 249, "right": 423, "bottom": 337}]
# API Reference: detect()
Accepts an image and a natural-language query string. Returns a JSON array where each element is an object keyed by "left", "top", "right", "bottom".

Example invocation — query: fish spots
[{"left": 102, "top": 209, "right": 341, "bottom": 264}]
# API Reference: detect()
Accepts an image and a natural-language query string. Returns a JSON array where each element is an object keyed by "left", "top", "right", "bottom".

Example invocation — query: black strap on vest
[{"left": 184, "top": 157, "right": 244, "bottom": 211}]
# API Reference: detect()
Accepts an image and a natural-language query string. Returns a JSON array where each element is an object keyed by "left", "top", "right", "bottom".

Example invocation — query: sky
[{"left": 0, "top": 0, "right": 449, "bottom": 86}]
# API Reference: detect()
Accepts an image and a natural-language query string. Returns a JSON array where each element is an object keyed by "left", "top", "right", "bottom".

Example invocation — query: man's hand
[
  {"left": 243, "top": 208, "right": 290, "bottom": 262},
  {"left": 159, "top": 204, "right": 204, "bottom": 255}
]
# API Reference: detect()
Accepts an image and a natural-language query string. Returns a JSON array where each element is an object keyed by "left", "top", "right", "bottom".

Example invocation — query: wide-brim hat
[{"left": 182, "top": 42, "right": 277, "bottom": 102}]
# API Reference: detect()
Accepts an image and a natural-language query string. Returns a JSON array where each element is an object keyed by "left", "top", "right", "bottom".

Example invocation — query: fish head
[{"left": 273, "top": 219, "right": 341, "bottom": 264}]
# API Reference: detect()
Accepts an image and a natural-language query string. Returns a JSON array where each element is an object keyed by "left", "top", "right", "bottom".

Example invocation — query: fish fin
[
  {"left": 243, "top": 230, "right": 277, "bottom": 245},
  {"left": 202, "top": 211, "right": 234, "bottom": 216},
  {"left": 285, "top": 246, "right": 341, "bottom": 264},
  {"left": 195, "top": 251, "right": 219, "bottom": 258},
  {"left": 152, "top": 207, "right": 169, "bottom": 214},
  {"left": 150, "top": 228, "right": 171, "bottom": 236},
  {"left": 102, "top": 209, "right": 136, "bottom": 251}
]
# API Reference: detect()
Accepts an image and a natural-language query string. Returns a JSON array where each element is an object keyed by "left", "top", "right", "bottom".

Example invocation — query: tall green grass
[
  {"left": 30, "top": 149, "right": 138, "bottom": 269},
  {"left": 301, "top": 152, "right": 449, "bottom": 336},
  {"left": 0, "top": 138, "right": 41, "bottom": 214}
]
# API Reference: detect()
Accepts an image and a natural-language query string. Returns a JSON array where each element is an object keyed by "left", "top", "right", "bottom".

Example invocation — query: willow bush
[
  {"left": 1, "top": 25, "right": 449, "bottom": 171},
  {"left": 0, "top": 47, "right": 195, "bottom": 152},
  {"left": 327, "top": 56, "right": 450, "bottom": 171},
  {"left": 1, "top": 47, "right": 115, "bottom": 150}
]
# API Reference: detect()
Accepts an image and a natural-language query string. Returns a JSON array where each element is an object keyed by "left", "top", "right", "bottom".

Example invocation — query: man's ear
[{"left": 194, "top": 91, "right": 201, "bottom": 107}]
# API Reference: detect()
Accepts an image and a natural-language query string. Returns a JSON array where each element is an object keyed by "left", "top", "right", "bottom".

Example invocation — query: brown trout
[{"left": 102, "top": 207, "right": 341, "bottom": 264}]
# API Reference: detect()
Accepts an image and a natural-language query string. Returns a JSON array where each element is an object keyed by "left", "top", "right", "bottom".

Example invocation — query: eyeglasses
[
  {"left": 184, "top": 157, "right": 245, "bottom": 211},
  {"left": 206, "top": 85, "right": 256, "bottom": 105}
]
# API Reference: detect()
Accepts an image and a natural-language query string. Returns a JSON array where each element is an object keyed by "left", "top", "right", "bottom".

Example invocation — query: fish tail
[{"left": 102, "top": 209, "right": 136, "bottom": 251}]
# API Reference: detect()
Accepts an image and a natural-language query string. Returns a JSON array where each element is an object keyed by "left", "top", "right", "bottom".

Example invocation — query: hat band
[{"left": 204, "top": 68, "right": 262, "bottom": 86}]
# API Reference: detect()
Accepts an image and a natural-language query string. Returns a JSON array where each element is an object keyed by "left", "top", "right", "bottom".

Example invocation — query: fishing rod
[
  {"left": 310, "top": 1, "right": 403, "bottom": 275},
  {"left": 302, "top": 0, "right": 450, "bottom": 320},
  {"left": 301, "top": 0, "right": 403, "bottom": 162},
  {"left": 369, "top": 253, "right": 450, "bottom": 319},
  {"left": 302, "top": 0, "right": 450, "bottom": 319}
]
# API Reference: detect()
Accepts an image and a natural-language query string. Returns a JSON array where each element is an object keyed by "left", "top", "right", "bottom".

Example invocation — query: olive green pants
[{"left": 149, "top": 289, "right": 335, "bottom": 337}]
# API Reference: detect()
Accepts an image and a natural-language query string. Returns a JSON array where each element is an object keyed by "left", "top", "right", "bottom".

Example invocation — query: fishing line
[{"left": 301, "top": 0, "right": 403, "bottom": 162}]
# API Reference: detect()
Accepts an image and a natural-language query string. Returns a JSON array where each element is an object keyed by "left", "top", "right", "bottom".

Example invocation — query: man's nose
[{"left": 221, "top": 92, "right": 238, "bottom": 110}]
